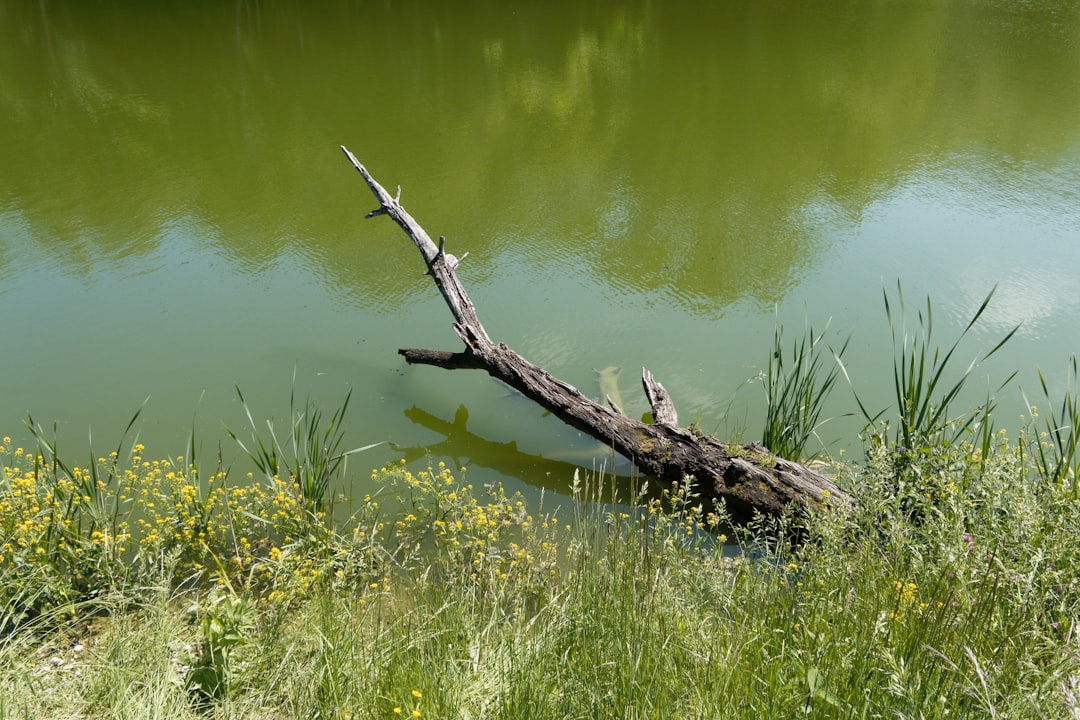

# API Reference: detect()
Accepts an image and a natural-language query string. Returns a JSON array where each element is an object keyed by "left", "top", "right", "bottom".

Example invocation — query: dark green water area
[{"left": 2, "top": 0, "right": 1079, "bottom": 501}]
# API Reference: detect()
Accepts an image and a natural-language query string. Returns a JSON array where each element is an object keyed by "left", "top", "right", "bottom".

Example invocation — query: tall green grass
[
  {"left": 761, "top": 313, "right": 849, "bottom": 461},
  {"left": 1024, "top": 354, "right": 1080, "bottom": 498},
  {"left": 224, "top": 384, "right": 381, "bottom": 519},
  {"left": 847, "top": 282, "right": 1018, "bottom": 452}
]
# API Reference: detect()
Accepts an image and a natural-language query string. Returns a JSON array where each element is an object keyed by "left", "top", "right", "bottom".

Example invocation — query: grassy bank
[{"left": 2, "top": 424, "right": 1078, "bottom": 718}]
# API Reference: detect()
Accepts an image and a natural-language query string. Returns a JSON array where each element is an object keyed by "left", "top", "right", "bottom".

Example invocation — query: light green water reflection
[{"left": 2, "top": 0, "right": 1079, "bottom": 498}]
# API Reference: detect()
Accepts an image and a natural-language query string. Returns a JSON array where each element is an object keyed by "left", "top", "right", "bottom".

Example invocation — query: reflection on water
[
  {"left": 830, "top": 153, "right": 1080, "bottom": 341},
  {"left": 1, "top": 0, "right": 1079, "bottom": 497}
]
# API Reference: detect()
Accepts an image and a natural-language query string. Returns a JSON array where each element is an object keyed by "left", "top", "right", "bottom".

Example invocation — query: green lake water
[{"left": 2, "top": 0, "right": 1079, "bottom": 501}]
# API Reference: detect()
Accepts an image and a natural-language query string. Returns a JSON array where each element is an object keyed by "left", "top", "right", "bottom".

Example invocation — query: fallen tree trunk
[{"left": 342, "top": 147, "right": 850, "bottom": 523}]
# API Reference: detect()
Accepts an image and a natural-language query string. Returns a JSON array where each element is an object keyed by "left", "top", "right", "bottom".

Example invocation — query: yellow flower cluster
[
  {"left": 894, "top": 580, "right": 918, "bottom": 605},
  {"left": 372, "top": 461, "right": 561, "bottom": 594},
  {"left": 886, "top": 580, "right": 930, "bottom": 620},
  {"left": 3, "top": 438, "right": 571, "bottom": 618},
  {"left": 0, "top": 440, "right": 350, "bottom": 609},
  {"left": 641, "top": 479, "right": 727, "bottom": 547}
]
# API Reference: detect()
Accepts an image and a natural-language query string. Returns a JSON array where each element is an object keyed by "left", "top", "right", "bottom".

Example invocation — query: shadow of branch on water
[{"left": 394, "top": 404, "right": 646, "bottom": 499}]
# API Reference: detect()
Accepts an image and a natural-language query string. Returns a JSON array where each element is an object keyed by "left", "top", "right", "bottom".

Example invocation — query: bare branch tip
[{"left": 340, "top": 145, "right": 361, "bottom": 168}]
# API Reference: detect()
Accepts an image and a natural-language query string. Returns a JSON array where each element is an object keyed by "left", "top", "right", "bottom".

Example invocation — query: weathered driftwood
[{"left": 342, "top": 147, "right": 850, "bottom": 522}]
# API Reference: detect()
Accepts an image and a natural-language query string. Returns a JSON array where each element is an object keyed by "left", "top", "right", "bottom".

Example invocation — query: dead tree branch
[{"left": 342, "top": 147, "right": 850, "bottom": 523}]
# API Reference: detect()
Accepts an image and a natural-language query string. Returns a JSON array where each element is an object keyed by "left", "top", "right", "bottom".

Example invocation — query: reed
[
  {"left": 224, "top": 383, "right": 381, "bottom": 520},
  {"left": 850, "top": 282, "right": 1018, "bottom": 452},
  {"left": 761, "top": 313, "right": 849, "bottom": 460},
  {"left": 1023, "top": 354, "right": 1080, "bottom": 498}
]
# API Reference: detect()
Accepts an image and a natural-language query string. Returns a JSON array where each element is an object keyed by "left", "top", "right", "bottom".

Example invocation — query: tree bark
[{"left": 342, "top": 147, "right": 850, "bottom": 523}]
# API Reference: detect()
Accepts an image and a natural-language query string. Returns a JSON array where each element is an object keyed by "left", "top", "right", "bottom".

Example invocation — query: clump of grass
[
  {"left": 849, "top": 282, "right": 1018, "bottom": 454},
  {"left": 2, "top": 409, "right": 151, "bottom": 628},
  {"left": 762, "top": 312, "right": 849, "bottom": 461},
  {"left": 224, "top": 384, "right": 381, "bottom": 520},
  {"left": 1023, "top": 354, "right": 1080, "bottom": 498}
]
